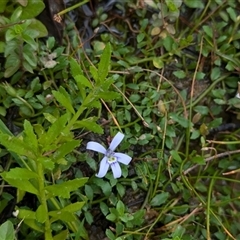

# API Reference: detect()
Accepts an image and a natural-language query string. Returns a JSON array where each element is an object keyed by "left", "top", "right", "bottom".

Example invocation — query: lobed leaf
[
  {"left": 39, "top": 113, "right": 69, "bottom": 146},
  {"left": 53, "top": 140, "right": 80, "bottom": 161},
  {"left": 0, "top": 133, "right": 37, "bottom": 159},
  {"left": 1, "top": 167, "right": 38, "bottom": 180},
  {"left": 89, "top": 65, "right": 98, "bottom": 82},
  {"left": 74, "top": 75, "right": 92, "bottom": 89},
  {"left": 98, "top": 42, "right": 111, "bottom": 82},
  {"left": 23, "top": 120, "right": 39, "bottom": 154},
  {"left": 73, "top": 119, "right": 103, "bottom": 134},
  {"left": 0, "top": 175, "right": 38, "bottom": 195},
  {"left": 45, "top": 178, "right": 88, "bottom": 199},
  {"left": 61, "top": 202, "right": 85, "bottom": 213},
  {"left": 52, "top": 87, "right": 75, "bottom": 114},
  {"left": 70, "top": 57, "right": 83, "bottom": 77}
]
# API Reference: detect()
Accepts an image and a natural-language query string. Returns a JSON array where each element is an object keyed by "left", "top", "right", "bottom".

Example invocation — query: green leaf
[
  {"left": 85, "top": 211, "right": 93, "bottom": 225},
  {"left": 0, "top": 107, "right": 6, "bottom": 117},
  {"left": 39, "top": 114, "right": 69, "bottom": 146},
  {"left": 132, "top": 209, "right": 145, "bottom": 226},
  {"left": 85, "top": 185, "right": 93, "bottom": 201},
  {"left": 27, "top": 19, "right": 48, "bottom": 38},
  {"left": 106, "top": 213, "right": 117, "bottom": 222},
  {"left": 170, "top": 150, "right": 182, "bottom": 163},
  {"left": 0, "top": 133, "right": 36, "bottom": 159},
  {"left": 116, "top": 183, "right": 125, "bottom": 198},
  {"left": 192, "top": 155, "right": 205, "bottom": 165},
  {"left": 89, "top": 66, "right": 98, "bottom": 82},
  {"left": 183, "top": 0, "right": 204, "bottom": 8},
  {"left": 74, "top": 75, "right": 92, "bottom": 89},
  {"left": 52, "top": 87, "right": 75, "bottom": 114},
  {"left": 150, "top": 192, "right": 169, "bottom": 206},
  {"left": 116, "top": 201, "right": 125, "bottom": 216},
  {"left": 97, "top": 91, "right": 119, "bottom": 100},
  {"left": 52, "top": 230, "right": 68, "bottom": 240},
  {"left": 61, "top": 202, "right": 85, "bottom": 213},
  {"left": 5, "top": 29, "right": 18, "bottom": 42},
  {"left": 116, "top": 222, "right": 124, "bottom": 236},
  {"left": 0, "top": 119, "right": 13, "bottom": 135},
  {"left": 11, "top": 7, "right": 23, "bottom": 22},
  {"left": 100, "top": 202, "right": 109, "bottom": 216},
  {"left": 173, "top": 70, "right": 186, "bottom": 79},
  {"left": 214, "top": 99, "right": 226, "bottom": 105},
  {"left": 23, "top": 60, "right": 34, "bottom": 73},
  {"left": 20, "top": 0, "right": 45, "bottom": 20},
  {"left": 193, "top": 106, "right": 209, "bottom": 115},
  {"left": 18, "top": 209, "right": 36, "bottom": 219},
  {"left": 38, "top": 157, "right": 55, "bottom": 171},
  {"left": 53, "top": 140, "right": 80, "bottom": 161},
  {"left": 24, "top": 219, "right": 43, "bottom": 232},
  {"left": 93, "top": 178, "right": 111, "bottom": 196},
  {"left": 98, "top": 42, "right": 111, "bottom": 82},
  {"left": 0, "top": 221, "right": 14, "bottom": 240},
  {"left": 226, "top": 7, "right": 237, "bottom": 22},
  {"left": 137, "top": 33, "right": 145, "bottom": 43},
  {"left": 0, "top": 0, "right": 7, "bottom": 13},
  {"left": 49, "top": 211, "right": 76, "bottom": 222},
  {"left": 22, "top": 34, "right": 38, "bottom": 50},
  {"left": 172, "top": 204, "right": 189, "bottom": 215},
  {"left": 45, "top": 178, "right": 88, "bottom": 199},
  {"left": 4, "top": 53, "right": 21, "bottom": 78},
  {"left": 163, "top": 35, "right": 175, "bottom": 51},
  {"left": 153, "top": 57, "right": 164, "bottom": 69},
  {"left": 23, "top": 120, "right": 38, "bottom": 154},
  {"left": 210, "top": 67, "right": 221, "bottom": 81},
  {"left": 36, "top": 204, "right": 47, "bottom": 223},
  {"left": 70, "top": 57, "right": 83, "bottom": 77},
  {"left": 211, "top": 89, "right": 226, "bottom": 98},
  {"left": 0, "top": 175, "right": 38, "bottom": 195},
  {"left": 4, "top": 40, "right": 19, "bottom": 57},
  {"left": 1, "top": 168, "right": 38, "bottom": 180},
  {"left": 73, "top": 119, "right": 103, "bottom": 133},
  {"left": 0, "top": 41, "right": 5, "bottom": 53},
  {"left": 196, "top": 72, "right": 206, "bottom": 80},
  {"left": 106, "top": 229, "right": 116, "bottom": 240},
  {"left": 169, "top": 113, "right": 190, "bottom": 128},
  {"left": 202, "top": 25, "right": 213, "bottom": 38}
]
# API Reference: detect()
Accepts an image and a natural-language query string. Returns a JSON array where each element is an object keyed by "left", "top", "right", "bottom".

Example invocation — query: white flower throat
[{"left": 106, "top": 149, "right": 117, "bottom": 163}]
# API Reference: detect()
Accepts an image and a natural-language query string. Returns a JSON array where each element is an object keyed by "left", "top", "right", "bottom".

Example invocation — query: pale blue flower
[{"left": 86, "top": 132, "right": 132, "bottom": 178}]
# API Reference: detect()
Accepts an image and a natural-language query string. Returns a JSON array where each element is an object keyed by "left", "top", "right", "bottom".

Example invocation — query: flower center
[
  {"left": 108, "top": 156, "right": 117, "bottom": 163},
  {"left": 106, "top": 149, "right": 117, "bottom": 163}
]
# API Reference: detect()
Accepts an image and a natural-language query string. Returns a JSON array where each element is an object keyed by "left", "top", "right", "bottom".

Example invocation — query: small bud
[
  {"left": 12, "top": 209, "right": 19, "bottom": 217},
  {"left": 45, "top": 94, "right": 53, "bottom": 102},
  {"left": 158, "top": 100, "right": 166, "bottom": 115},
  {"left": 3, "top": 82, "right": 17, "bottom": 97}
]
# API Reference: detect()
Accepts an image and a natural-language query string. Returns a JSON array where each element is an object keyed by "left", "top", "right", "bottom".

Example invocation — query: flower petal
[
  {"left": 96, "top": 157, "right": 109, "bottom": 178},
  {"left": 115, "top": 153, "right": 132, "bottom": 165},
  {"left": 86, "top": 142, "right": 106, "bottom": 154},
  {"left": 110, "top": 162, "right": 122, "bottom": 178},
  {"left": 109, "top": 132, "right": 124, "bottom": 151}
]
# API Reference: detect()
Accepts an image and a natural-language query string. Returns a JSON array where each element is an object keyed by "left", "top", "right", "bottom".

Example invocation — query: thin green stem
[
  {"left": 37, "top": 162, "right": 52, "bottom": 239},
  {"left": 152, "top": 114, "right": 167, "bottom": 198},
  {"left": 17, "top": 96, "right": 35, "bottom": 116},
  {"left": 206, "top": 171, "right": 218, "bottom": 240},
  {"left": 57, "top": 0, "right": 89, "bottom": 16}
]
